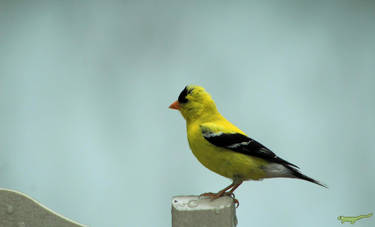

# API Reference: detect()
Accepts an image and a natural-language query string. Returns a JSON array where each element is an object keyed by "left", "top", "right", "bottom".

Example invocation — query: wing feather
[{"left": 200, "top": 124, "right": 299, "bottom": 168}]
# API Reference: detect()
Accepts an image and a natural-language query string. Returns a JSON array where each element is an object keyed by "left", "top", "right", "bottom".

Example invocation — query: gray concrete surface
[
  {"left": 0, "top": 188, "right": 86, "bottom": 227},
  {"left": 172, "top": 195, "right": 237, "bottom": 227}
]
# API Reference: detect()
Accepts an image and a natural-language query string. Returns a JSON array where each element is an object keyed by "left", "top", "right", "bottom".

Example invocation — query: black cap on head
[{"left": 178, "top": 86, "right": 190, "bottom": 103}]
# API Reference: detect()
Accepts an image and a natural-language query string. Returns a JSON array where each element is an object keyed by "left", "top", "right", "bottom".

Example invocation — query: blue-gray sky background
[{"left": 1, "top": 1, "right": 374, "bottom": 226}]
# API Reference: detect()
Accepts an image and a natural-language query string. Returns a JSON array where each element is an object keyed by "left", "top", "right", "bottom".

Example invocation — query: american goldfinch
[{"left": 169, "top": 85, "right": 326, "bottom": 205}]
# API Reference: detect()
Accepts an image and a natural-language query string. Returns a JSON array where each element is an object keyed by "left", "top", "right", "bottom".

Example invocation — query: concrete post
[{"left": 172, "top": 195, "right": 237, "bottom": 227}]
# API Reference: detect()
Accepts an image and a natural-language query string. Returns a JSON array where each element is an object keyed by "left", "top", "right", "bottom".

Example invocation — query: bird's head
[{"left": 169, "top": 85, "right": 218, "bottom": 122}]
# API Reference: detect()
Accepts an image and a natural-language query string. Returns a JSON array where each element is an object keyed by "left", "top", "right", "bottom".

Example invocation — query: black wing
[{"left": 201, "top": 128, "right": 299, "bottom": 168}]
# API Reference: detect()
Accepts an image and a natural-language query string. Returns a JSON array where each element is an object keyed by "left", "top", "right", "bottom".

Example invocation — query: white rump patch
[{"left": 262, "top": 163, "right": 294, "bottom": 178}]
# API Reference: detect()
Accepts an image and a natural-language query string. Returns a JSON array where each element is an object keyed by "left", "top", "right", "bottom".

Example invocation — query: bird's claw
[
  {"left": 223, "top": 192, "right": 235, "bottom": 198},
  {"left": 223, "top": 192, "right": 239, "bottom": 207},
  {"left": 232, "top": 198, "right": 239, "bottom": 208},
  {"left": 200, "top": 192, "right": 240, "bottom": 208}
]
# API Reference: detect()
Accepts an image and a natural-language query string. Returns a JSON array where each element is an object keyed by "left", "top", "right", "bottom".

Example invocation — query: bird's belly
[{"left": 189, "top": 139, "right": 268, "bottom": 180}]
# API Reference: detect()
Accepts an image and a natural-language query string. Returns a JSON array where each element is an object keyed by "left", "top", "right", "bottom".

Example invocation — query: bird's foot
[
  {"left": 223, "top": 191, "right": 235, "bottom": 198},
  {"left": 199, "top": 192, "right": 239, "bottom": 208},
  {"left": 199, "top": 192, "right": 221, "bottom": 200},
  {"left": 223, "top": 192, "right": 239, "bottom": 207}
]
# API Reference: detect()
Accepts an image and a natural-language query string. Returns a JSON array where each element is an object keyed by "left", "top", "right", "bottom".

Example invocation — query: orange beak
[{"left": 169, "top": 100, "right": 180, "bottom": 110}]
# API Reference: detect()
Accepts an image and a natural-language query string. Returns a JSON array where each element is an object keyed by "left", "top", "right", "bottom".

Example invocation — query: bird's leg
[
  {"left": 200, "top": 182, "right": 235, "bottom": 200},
  {"left": 223, "top": 180, "right": 243, "bottom": 207},
  {"left": 224, "top": 180, "right": 243, "bottom": 197},
  {"left": 200, "top": 179, "right": 243, "bottom": 207}
]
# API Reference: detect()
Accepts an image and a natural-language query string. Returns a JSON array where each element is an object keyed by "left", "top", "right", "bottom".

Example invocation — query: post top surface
[{"left": 172, "top": 195, "right": 234, "bottom": 211}]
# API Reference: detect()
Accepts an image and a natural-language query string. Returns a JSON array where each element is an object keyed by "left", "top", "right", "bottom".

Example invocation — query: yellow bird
[{"left": 169, "top": 85, "right": 326, "bottom": 205}]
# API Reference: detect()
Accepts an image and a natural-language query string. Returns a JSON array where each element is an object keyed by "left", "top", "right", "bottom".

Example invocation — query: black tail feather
[{"left": 286, "top": 165, "right": 327, "bottom": 188}]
